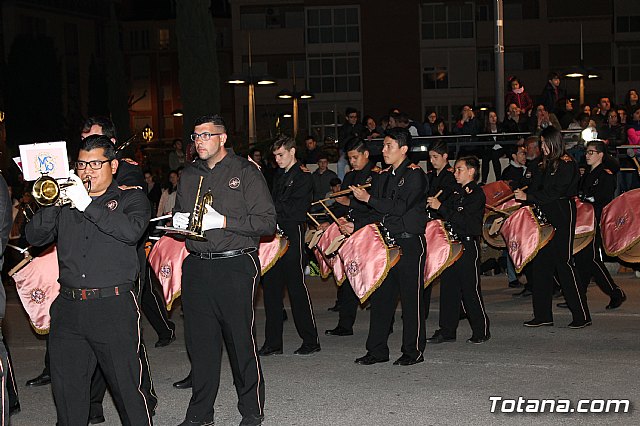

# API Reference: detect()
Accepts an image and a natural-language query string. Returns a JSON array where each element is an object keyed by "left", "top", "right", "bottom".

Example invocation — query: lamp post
[
  {"left": 276, "top": 63, "right": 314, "bottom": 139},
  {"left": 227, "top": 35, "right": 275, "bottom": 146},
  {"left": 563, "top": 24, "right": 600, "bottom": 105}
]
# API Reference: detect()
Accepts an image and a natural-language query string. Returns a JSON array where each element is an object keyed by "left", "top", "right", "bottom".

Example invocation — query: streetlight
[
  {"left": 227, "top": 35, "right": 275, "bottom": 146},
  {"left": 276, "top": 63, "right": 314, "bottom": 138},
  {"left": 142, "top": 124, "right": 154, "bottom": 143},
  {"left": 172, "top": 109, "right": 183, "bottom": 117},
  {"left": 563, "top": 24, "right": 600, "bottom": 105}
]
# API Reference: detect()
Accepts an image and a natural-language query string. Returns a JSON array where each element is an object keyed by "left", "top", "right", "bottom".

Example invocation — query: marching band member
[
  {"left": 173, "top": 114, "right": 275, "bottom": 426},
  {"left": 26, "top": 135, "right": 153, "bottom": 425},
  {"left": 259, "top": 135, "right": 320, "bottom": 356},
  {"left": 573, "top": 140, "right": 626, "bottom": 309},
  {"left": 427, "top": 156, "right": 491, "bottom": 344},
  {"left": 325, "top": 138, "right": 379, "bottom": 337},
  {"left": 351, "top": 128, "right": 428, "bottom": 366},
  {"left": 514, "top": 127, "right": 592, "bottom": 328}
]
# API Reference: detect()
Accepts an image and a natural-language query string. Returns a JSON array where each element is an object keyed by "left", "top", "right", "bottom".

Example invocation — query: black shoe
[
  {"left": 9, "top": 403, "right": 20, "bottom": 417},
  {"left": 508, "top": 280, "right": 522, "bottom": 288},
  {"left": 240, "top": 414, "right": 264, "bottom": 426},
  {"left": 294, "top": 343, "right": 321, "bottom": 355},
  {"left": 25, "top": 372, "right": 51, "bottom": 387},
  {"left": 325, "top": 326, "right": 353, "bottom": 336},
  {"left": 257, "top": 345, "right": 283, "bottom": 356},
  {"left": 467, "top": 334, "right": 491, "bottom": 344},
  {"left": 606, "top": 294, "right": 626, "bottom": 310},
  {"left": 556, "top": 302, "right": 568, "bottom": 308},
  {"left": 173, "top": 374, "right": 192, "bottom": 389},
  {"left": 88, "top": 414, "right": 106, "bottom": 424},
  {"left": 426, "top": 330, "right": 456, "bottom": 344},
  {"left": 354, "top": 354, "right": 389, "bottom": 365},
  {"left": 393, "top": 354, "right": 424, "bottom": 366},
  {"left": 523, "top": 319, "right": 554, "bottom": 327},
  {"left": 512, "top": 287, "right": 532, "bottom": 297},
  {"left": 177, "top": 419, "right": 214, "bottom": 426},
  {"left": 155, "top": 333, "right": 176, "bottom": 348},
  {"left": 568, "top": 320, "right": 592, "bottom": 329},
  {"left": 327, "top": 301, "right": 340, "bottom": 312}
]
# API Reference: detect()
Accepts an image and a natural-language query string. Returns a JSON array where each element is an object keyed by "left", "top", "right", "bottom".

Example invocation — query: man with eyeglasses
[
  {"left": 172, "top": 114, "right": 275, "bottom": 426},
  {"left": 26, "top": 135, "right": 153, "bottom": 425}
]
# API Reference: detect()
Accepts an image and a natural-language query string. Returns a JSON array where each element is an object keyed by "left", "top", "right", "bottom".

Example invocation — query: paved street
[{"left": 4, "top": 271, "right": 639, "bottom": 425}]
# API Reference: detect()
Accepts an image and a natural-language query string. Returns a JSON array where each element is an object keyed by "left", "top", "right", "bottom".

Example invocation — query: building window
[
  {"left": 240, "top": 6, "right": 304, "bottom": 30},
  {"left": 618, "top": 46, "right": 640, "bottom": 82},
  {"left": 129, "top": 29, "right": 150, "bottom": 51},
  {"left": 307, "top": 7, "right": 359, "bottom": 44},
  {"left": 505, "top": 46, "right": 540, "bottom": 71},
  {"left": 159, "top": 29, "right": 170, "bottom": 50},
  {"left": 421, "top": 2, "right": 474, "bottom": 40},
  {"left": 477, "top": 49, "right": 493, "bottom": 72},
  {"left": 423, "top": 66, "right": 449, "bottom": 90},
  {"left": 310, "top": 110, "right": 339, "bottom": 141},
  {"left": 308, "top": 53, "right": 360, "bottom": 93},
  {"left": 617, "top": 16, "right": 640, "bottom": 33}
]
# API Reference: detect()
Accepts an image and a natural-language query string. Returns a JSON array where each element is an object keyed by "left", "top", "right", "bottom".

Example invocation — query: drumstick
[
  {"left": 150, "top": 214, "right": 172, "bottom": 222},
  {"left": 433, "top": 190, "right": 443, "bottom": 199},
  {"left": 6, "top": 244, "right": 30, "bottom": 254},
  {"left": 311, "top": 184, "right": 372, "bottom": 205},
  {"left": 632, "top": 157, "right": 640, "bottom": 175},
  {"left": 485, "top": 204, "right": 514, "bottom": 217},
  {"left": 318, "top": 200, "right": 341, "bottom": 224},
  {"left": 9, "top": 254, "right": 33, "bottom": 277},
  {"left": 486, "top": 185, "right": 529, "bottom": 209},
  {"left": 306, "top": 212, "right": 321, "bottom": 228}
]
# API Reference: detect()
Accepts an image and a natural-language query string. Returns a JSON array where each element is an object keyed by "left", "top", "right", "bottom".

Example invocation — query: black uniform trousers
[
  {"left": 2, "top": 336, "right": 18, "bottom": 412},
  {"left": 262, "top": 222, "right": 318, "bottom": 349},
  {"left": 139, "top": 261, "right": 175, "bottom": 340},
  {"left": 181, "top": 252, "right": 264, "bottom": 422},
  {"left": 336, "top": 279, "right": 359, "bottom": 331},
  {"left": 574, "top": 229, "right": 625, "bottom": 298},
  {"left": 530, "top": 199, "right": 591, "bottom": 323},
  {"left": 366, "top": 235, "right": 426, "bottom": 360},
  {"left": 439, "top": 239, "right": 490, "bottom": 339},
  {"left": 0, "top": 331, "right": 11, "bottom": 422},
  {"left": 49, "top": 291, "right": 153, "bottom": 426}
]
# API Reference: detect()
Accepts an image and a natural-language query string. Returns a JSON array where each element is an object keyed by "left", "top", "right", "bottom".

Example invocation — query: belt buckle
[{"left": 201, "top": 253, "right": 211, "bottom": 260}]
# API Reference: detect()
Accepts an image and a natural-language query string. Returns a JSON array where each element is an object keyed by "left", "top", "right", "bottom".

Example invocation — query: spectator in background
[
  {"left": 504, "top": 76, "right": 533, "bottom": 115},
  {"left": 143, "top": 170, "right": 162, "bottom": 214},
  {"left": 250, "top": 148, "right": 274, "bottom": 191},
  {"left": 557, "top": 98, "right": 575, "bottom": 130},
  {"left": 311, "top": 154, "right": 338, "bottom": 206},
  {"left": 424, "top": 110, "right": 439, "bottom": 135},
  {"left": 303, "top": 135, "right": 322, "bottom": 165},
  {"left": 598, "top": 110, "right": 626, "bottom": 158},
  {"left": 453, "top": 105, "right": 483, "bottom": 135},
  {"left": 617, "top": 106, "right": 628, "bottom": 125},
  {"left": 592, "top": 96, "right": 612, "bottom": 128},
  {"left": 480, "top": 109, "right": 505, "bottom": 184},
  {"left": 389, "top": 112, "right": 426, "bottom": 136},
  {"left": 362, "top": 115, "right": 383, "bottom": 140},
  {"left": 624, "top": 88, "right": 639, "bottom": 112},
  {"left": 433, "top": 118, "right": 448, "bottom": 136},
  {"left": 580, "top": 103, "right": 592, "bottom": 117},
  {"left": 378, "top": 115, "right": 391, "bottom": 133},
  {"left": 157, "top": 170, "right": 179, "bottom": 216},
  {"left": 168, "top": 139, "right": 185, "bottom": 171},
  {"left": 540, "top": 71, "right": 566, "bottom": 114},
  {"left": 337, "top": 108, "right": 366, "bottom": 180},
  {"left": 502, "top": 103, "right": 528, "bottom": 133},
  {"left": 529, "top": 103, "right": 561, "bottom": 135},
  {"left": 620, "top": 105, "right": 640, "bottom": 192}
]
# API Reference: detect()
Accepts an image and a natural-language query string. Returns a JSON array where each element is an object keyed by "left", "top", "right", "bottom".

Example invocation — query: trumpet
[
  {"left": 32, "top": 175, "right": 91, "bottom": 207},
  {"left": 156, "top": 176, "right": 213, "bottom": 241}
]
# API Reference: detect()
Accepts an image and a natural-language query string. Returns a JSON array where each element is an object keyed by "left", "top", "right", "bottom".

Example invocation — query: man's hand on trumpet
[
  {"left": 65, "top": 170, "right": 92, "bottom": 211},
  {"left": 173, "top": 212, "right": 190, "bottom": 229}
]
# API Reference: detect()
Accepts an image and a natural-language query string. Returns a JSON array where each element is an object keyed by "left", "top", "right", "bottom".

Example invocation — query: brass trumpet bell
[{"left": 32, "top": 175, "right": 90, "bottom": 207}]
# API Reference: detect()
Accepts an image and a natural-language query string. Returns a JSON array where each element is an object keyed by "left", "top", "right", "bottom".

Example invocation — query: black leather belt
[
  {"left": 461, "top": 236, "right": 479, "bottom": 242},
  {"left": 191, "top": 247, "right": 257, "bottom": 260},
  {"left": 59, "top": 283, "right": 134, "bottom": 301},
  {"left": 393, "top": 232, "right": 419, "bottom": 239}
]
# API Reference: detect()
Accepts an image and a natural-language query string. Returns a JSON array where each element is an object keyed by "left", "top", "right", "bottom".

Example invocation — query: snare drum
[
  {"left": 148, "top": 235, "right": 190, "bottom": 310},
  {"left": 337, "top": 223, "right": 401, "bottom": 303},
  {"left": 500, "top": 206, "right": 555, "bottom": 273},
  {"left": 314, "top": 223, "right": 346, "bottom": 284},
  {"left": 600, "top": 188, "right": 640, "bottom": 262},
  {"left": 573, "top": 197, "right": 595, "bottom": 255},
  {"left": 258, "top": 233, "right": 289, "bottom": 275},
  {"left": 424, "top": 219, "right": 463, "bottom": 288}
]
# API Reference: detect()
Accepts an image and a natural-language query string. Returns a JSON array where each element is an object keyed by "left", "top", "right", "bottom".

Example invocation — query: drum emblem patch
[
  {"left": 31, "top": 288, "right": 46, "bottom": 304},
  {"left": 508, "top": 240, "right": 519, "bottom": 253},
  {"left": 160, "top": 264, "right": 172, "bottom": 279},
  {"left": 614, "top": 214, "right": 628, "bottom": 231},
  {"left": 346, "top": 260, "right": 360, "bottom": 276}
]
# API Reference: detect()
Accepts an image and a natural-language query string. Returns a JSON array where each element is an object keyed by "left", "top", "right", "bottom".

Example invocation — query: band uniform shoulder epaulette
[
  {"left": 371, "top": 166, "right": 382, "bottom": 173},
  {"left": 121, "top": 158, "right": 139, "bottom": 166},
  {"left": 300, "top": 165, "right": 311, "bottom": 173},
  {"left": 407, "top": 163, "right": 421, "bottom": 170},
  {"left": 560, "top": 154, "right": 572, "bottom": 162},
  {"left": 604, "top": 168, "right": 613, "bottom": 175},
  {"left": 379, "top": 166, "right": 392, "bottom": 174}
]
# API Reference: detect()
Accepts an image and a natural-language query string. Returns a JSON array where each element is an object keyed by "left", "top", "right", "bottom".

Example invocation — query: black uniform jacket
[
  {"left": 116, "top": 159, "right": 146, "bottom": 189},
  {"left": 427, "top": 166, "right": 456, "bottom": 219},
  {"left": 527, "top": 154, "right": 579, "bottom": 207},
  {"left": 437, "top": 181, "right": 485, "bottom": 238},
  {"left": 25, "top": 180, "right": 151, "bottom": 289},
  {"left": 174, "top": 154, "right": 276, "bottom": 253},
  {"left": 579, "top": 163, "right": 616, "bottom": 222},
  {"left": 342, "top": 161, "right": 379, "bottom": 231},
  {"left": 271, "top": 161, "right": 312, "bottom": 225},
  {"left": 367, "top": 158, "right": 428, "bottom": 236}
]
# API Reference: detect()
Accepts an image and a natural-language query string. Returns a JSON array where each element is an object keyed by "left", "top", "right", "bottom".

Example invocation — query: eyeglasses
[
  {"left": 585, "top": 150, "right": 601, "bottom": 156},
  {"left": 190, "top": 132, "right": 223, "bottom": 141},
  {"left": 75, "top": 160, "right": 111, "bottom": 170}
]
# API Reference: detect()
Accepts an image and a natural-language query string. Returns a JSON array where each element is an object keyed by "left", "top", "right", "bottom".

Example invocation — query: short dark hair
[
  {"left": 194, "top": 114, "right": 226, "bottom": 132},
  {"left": 317, "top": 154, "right": 329, "bottom": 162},
  {"left": 329, "top": 177, "right": 342, "bottom": 187},
  {"left": 80, "top": 134, "right": 116, "bottom": 160},
  {"left": 384, "top": 127, "right": 412, "bottom": 149},
  {"left": 428, "top": 140, "right": 448, "bottom": 156},
  {"left": 344, "top": 137, "right": 369, "bottom": 154},
  {"left": 82, "top": 116, "right": 117, "bottom": 140},
  {"left": 547, "top": 71, "right": 560, "bottom": 80},
  {"left": 345, "top": 107, "right": 358, "bottom": 117},
  {"left": 390, "top": 112, "right": 410, "bottom": 126},
  {"left": 271, "top": 134, "right": 296, "bottom": 152},
  {"left": 598, "top": 96, "right": 611, "bottom": 103},
  {"left": 305, "top": 135, "right": 316, "bottom": 142},
  {"left": 456, "top": 155, "right": 480, "bottom": 181}
]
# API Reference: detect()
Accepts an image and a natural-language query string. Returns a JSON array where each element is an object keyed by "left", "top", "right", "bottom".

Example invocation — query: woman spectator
[
  {"left": 480, "top": 109, "right": 504, "bottom": 184},
  {"left": 157, "top": 170, "right": 179, "bottom": 217},
  {"left": 620, "top": 105, "right": 640, "bottom": 192},
  {"left": 433, "top": 118, "right": 448, "bottom": 136},
  {"left": 598, "top": 109, "right": 626, "bottom": 158},
  {"left": 424, "top": 110, "right": 439, "bottom": 135},
  {"left": 362, "top": 115, "right": 383, "bottom": 139},
  {"left": 624, "top": 88, "right": 639, "bottom": 112},
  {"left": 504, "top": 76, "right": 533, "bottom": 115},
  {"left": 556, "top": 98, "right": 575, "bottom": 130}
]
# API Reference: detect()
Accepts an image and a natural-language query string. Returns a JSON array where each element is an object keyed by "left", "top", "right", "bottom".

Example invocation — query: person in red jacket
[{"left": 504, "top": 76, "right": 533, "bottom": 115}]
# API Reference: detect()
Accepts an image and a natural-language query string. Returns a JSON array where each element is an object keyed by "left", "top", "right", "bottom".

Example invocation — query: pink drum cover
[
  {"left": 258, "top": 234, "right": 289, "bottom": 275},
  {"left": 483, "top": 181, "right": 513, "bottom": 208},
  {"left": 600, "top": 188, "right": 640, "bottom": 257},
  {"left": 496, "top": 198, "right": 520, "bottom": 211},
  {"left": 574, "top": 198, "right": 595, "bottom": 237},
  {"left": 12, "top": 245, "right": 60, "bottom": 334},
  {"left": 315, "top": 223, "right": 345, "bottom": 284},
  {"left": 501, "top": 207, "right": 554, "bottom": 273},
  {"left": 338, "top": 224, "right": 393, "bottom": 302},
  {"left": 424, "top": 220, "right": 461, "bottom": 288},
  {"left": 148, "top": 235, "right": 189, "bottom": 310}
]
